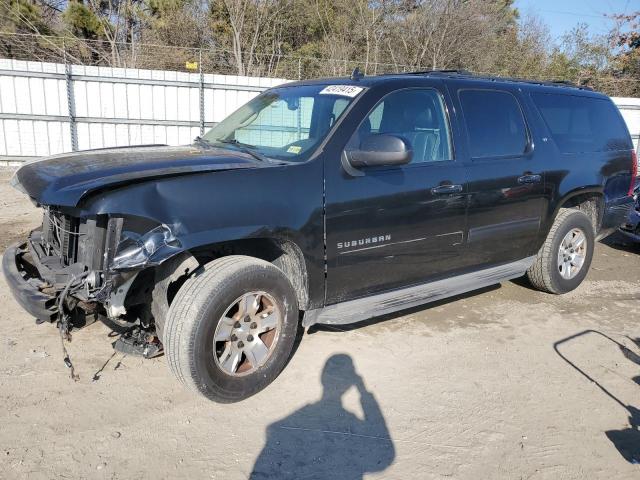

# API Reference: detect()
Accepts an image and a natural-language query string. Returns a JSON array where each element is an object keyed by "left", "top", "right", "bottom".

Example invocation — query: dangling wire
[
  {"left": 56, "top": 274, "right": 87, "bottom": 382},
  {"left": 58, "top": 322, "right": 79, "bottom": 381}
]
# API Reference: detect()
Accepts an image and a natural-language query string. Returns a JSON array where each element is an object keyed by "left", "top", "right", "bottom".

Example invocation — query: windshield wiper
[
  {"left": 195, "top": 136, "right": 285, "bottom": 164},
  {"left": 215, "top": 139, "right": 271, "bottom": 163},
  {"left": 194, "top": 136, "right": 215, "bottom": 148}
]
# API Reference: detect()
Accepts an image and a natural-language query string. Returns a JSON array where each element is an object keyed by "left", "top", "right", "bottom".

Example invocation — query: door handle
[
  {"left": 431, "top": 184, "right": 463, "bottom": 195},
  {"left": 517, "top": 174, "right": 542, "bottom": 185}
]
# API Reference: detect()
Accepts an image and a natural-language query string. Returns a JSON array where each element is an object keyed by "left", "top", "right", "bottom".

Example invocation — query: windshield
[{"left": 201, "top": 84, "right": 364, "bottom": 162}]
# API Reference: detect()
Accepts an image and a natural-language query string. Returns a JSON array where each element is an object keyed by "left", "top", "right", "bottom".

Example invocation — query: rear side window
[
  {"left": 459, "top": 90, "right": 528, "bottom": 158},
  {"left": 531, "top": 93, "right": 631, "bottom": 153}
]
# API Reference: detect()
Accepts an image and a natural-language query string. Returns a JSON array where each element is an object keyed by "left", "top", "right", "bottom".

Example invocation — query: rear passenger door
[{"left": 450, "top": 85, "right": 546, "bottom": 267}]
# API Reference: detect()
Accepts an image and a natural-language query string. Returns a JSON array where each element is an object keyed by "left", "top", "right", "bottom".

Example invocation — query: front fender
[{"left": 78, "top": 163, "right": 326, "bottom": 305}]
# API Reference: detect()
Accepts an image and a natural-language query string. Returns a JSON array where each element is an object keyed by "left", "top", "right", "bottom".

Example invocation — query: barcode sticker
[{"left": 319, "top": 85, "right": 364, "bottom": 98}]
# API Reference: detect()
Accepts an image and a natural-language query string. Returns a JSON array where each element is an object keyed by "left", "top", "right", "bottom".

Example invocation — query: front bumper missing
[
  {"left": 3, "top": 241, "right": 163, "bottom": 362},
  {"left": 2, "top": 242, "right": 58, "bottom": 322}
]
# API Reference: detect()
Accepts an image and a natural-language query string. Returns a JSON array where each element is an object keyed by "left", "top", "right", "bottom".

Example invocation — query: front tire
[
  {"left": 527, "top": 208, "right": 594, "bottom": 294},
  {"left": 164, "top": 256, "right": 299, "bottom": 403}
]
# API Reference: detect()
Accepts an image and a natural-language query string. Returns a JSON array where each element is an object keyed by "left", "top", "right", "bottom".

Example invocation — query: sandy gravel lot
[{"left": 0, "top": 169, "right": 639, "bottom": 480}]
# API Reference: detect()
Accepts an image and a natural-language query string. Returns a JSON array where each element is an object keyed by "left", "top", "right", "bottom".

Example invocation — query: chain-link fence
[
  {"left": 0, "top": 31, "right": 417, "bottom": 163},
  {"left": 0, "top": 31, "right": 638, "bottom": 164},
  {"left": 0, "top": 32, "right": 412, "bottom": 80},
  {"left": 1, "top": 31, "right": 638, "bottom": 90}
]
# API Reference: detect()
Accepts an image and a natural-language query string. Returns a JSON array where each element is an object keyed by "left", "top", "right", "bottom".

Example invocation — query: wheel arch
[
  {"left": 175, "top": 237, "right": 310, "bottom": 311},
  {"left": 549, "top": 187, "right": 605, "bottom": 234}
]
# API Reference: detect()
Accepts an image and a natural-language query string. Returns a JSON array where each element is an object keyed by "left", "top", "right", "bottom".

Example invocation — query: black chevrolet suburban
[{"left": 3, "top": 71, "right": 637, "bottom": 402}]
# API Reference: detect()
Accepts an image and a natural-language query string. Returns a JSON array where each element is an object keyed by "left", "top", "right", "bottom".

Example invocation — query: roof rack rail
[
  {"left": 391, "top": 69, "right": 593, "bottom": 91},
  {"left": 549, "top": 79, "right": 586, "bottom": 88},
  {"left": 523, "top": 78, "right": 593, "bottom": 91},
  {"left": 404, "top": 69, "right": 472, "bottom": 76}
]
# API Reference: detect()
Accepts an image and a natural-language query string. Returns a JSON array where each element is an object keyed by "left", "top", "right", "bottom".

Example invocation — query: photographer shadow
[
  {"left": 605, "top": 338, "right": 640, "bottom": 464},
  {"left": 605, "top": 406, "right": 640, "bottom": 464},
  {"left": 555, "top": 331, "right": 640, "bottom": 464},
  {"left": 250, "top": 354, "right": 395, "bottom": 479}
]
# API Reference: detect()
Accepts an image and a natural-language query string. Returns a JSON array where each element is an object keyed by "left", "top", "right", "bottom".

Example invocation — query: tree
[
  {"left": 609, "top": 12, "right": 640, "bottom": 96},
  {"left": 0, "top": 0, "right": 634, "bottom": 97},
  {"left": 210, "top": 0, "right": 288, "bottom": 76},
  {"left": 63, "top": 1, "right": 105, "bottom": 39},
  {"left": 0, "top": 0, "right": 53, "bottom": 35},
  {"left": 384, "top": 0, "right": 517, "bottom": 71}
]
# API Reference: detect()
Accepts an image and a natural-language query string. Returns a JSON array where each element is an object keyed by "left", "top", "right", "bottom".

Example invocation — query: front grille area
[{"left": 41, "top": 208, "right": 80, "bottom": 265}]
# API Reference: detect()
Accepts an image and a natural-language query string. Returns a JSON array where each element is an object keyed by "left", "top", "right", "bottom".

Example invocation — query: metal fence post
[
  {"left": 298, "top": 58, "right": 302, "bottom": 80},
  {"left": 199, "top": 48, "right": 205, "bottom": 137},
  {"left": 63, "top": 42, "right": 78, "bottom": 152}
]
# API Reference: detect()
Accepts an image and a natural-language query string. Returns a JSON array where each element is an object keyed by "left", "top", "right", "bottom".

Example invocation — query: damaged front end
[
  {"left": 2, "top": 206, "right": 190, "bottom": 358},
  {"left": 3, "top": 143, "right": 275, "bottom": 374}
]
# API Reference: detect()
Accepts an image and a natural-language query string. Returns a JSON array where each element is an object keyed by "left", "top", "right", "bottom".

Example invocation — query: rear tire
[
  {"left": 164, "top": 255, "right": 299, "bottom": 403},
  {"left": 527, "top": 208, "right": 594, "bottom": 294}
]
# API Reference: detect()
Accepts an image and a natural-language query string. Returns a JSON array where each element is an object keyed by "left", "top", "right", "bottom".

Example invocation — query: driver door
[{"left": 324, "top": 87, "right": 469, "bottom": 303}]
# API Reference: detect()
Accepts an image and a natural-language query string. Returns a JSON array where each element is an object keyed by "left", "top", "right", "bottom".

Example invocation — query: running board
[{"left": 303, "top": 257, "right": 535, "bottom": 327}]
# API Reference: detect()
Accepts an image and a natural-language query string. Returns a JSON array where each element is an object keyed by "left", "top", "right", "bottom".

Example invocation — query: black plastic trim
[{"left": 2, "top": 243, "right": 58, "bottom": 321}]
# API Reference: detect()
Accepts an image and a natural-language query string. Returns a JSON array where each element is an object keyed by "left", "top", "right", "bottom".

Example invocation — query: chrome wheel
[
  {"left": 557, "top": 228, "right": 587, "bottom": 280},
  {"left": 213, "top": 291, "right": 282, "bottom": 376}
]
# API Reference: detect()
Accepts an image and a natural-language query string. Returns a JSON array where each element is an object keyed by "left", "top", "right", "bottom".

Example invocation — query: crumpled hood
[{"left": 12, "top": 144, "right": 265, "bottom": 206}]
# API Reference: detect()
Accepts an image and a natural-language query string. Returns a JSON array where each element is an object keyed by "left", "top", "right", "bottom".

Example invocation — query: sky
[{"left": 514, "top": 0, "right": 637, "bottom": 39}]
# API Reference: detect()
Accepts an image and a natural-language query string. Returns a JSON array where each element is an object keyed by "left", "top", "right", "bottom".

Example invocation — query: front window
[
  {"left": 202, "top": 84, "right": 363, "bottom": 162},
  {"left": 346, "top": 88, "right": 453, "bottom": 164}
]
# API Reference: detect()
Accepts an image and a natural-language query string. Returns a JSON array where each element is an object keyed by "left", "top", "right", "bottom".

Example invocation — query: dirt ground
[{"left": 0, "top": 169, "right": 639, "bottom": 480}]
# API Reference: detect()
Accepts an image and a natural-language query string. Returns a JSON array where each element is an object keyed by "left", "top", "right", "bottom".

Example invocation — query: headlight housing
[{"left": 111, "top": 224, "right": 180, "bottom": 270}]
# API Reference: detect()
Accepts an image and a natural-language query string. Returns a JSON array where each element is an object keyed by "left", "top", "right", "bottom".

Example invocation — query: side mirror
[{"left": 347, "top": 134, "right": 413, "bottom": 168}]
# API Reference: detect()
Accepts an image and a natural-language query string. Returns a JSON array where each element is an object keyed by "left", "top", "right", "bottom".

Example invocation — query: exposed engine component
[{"left": 113, "top": 327, "right": 163, "bottom": 358}]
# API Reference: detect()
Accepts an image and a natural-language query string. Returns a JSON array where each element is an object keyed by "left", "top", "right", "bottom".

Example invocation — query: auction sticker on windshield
[{"left": 319, "top": 85, "right": 364, "bottom": 97}]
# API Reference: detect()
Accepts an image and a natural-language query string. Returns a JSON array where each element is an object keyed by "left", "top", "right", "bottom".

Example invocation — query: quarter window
[
  {"left": 531, "top": 93, "right": 632, "bottom": 153},
  {"left": 347, "top": 89, "right": 453, "bottom": 163},
  {"left": 459, "top": 90, "right": 528, "bottom": 158}
]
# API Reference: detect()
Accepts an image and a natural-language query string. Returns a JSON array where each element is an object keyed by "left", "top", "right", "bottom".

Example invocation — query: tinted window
[
  {"left": 459, "top": 90, "right": 528, "bottom": 158},
  {"left": 331, "top": 98, "right": 350, "bottom": 125},
  {"left": 531, "top": 93, "right": 631, "bottom": 153},
  {"left": 347, "top": 89, "right": 452, "bottom": 163}
]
